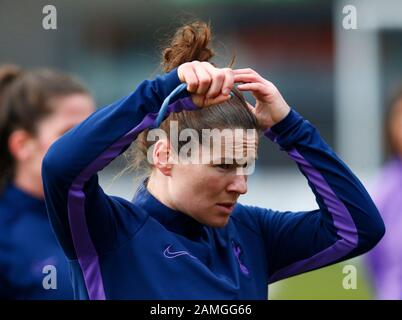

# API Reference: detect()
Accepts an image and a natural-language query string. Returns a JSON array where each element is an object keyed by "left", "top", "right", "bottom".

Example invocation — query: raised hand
[
  {"left": 234, "top": 68, "right": 290, "bottom": 130},
  {"left": 178, "top": 61, "right": 234, "bottom": 108}
]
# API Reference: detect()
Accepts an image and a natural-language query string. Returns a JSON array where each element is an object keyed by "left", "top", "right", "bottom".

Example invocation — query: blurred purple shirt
[{"left": 366, "top": 156, "right": 402, "bottom": 300}]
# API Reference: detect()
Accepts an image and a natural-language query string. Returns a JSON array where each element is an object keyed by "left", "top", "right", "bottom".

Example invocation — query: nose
[{"left": 227, "top": 174, "right": 248, "bottom": 195}]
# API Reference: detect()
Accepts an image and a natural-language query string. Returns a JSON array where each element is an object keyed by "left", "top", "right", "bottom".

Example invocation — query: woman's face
[
  {"left": 390, "top": 98, "right": 402, "bottom": 157},
  {"left": 27, "top": 94, "right": 95, "bottom": 195},
  {"left": 167, "top": 129, "right": 258, "bottom": 227}
]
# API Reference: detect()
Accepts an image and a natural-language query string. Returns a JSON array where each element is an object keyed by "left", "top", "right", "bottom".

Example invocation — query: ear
[
  {"left": 8, "top": 129, "right": 36, "bottom": 162},
  {"left": 152, "top": 139, "right": 175, "bottom": 177}
]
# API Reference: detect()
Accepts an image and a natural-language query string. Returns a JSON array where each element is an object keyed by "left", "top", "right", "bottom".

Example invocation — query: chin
[{"left": 205, "top": 217, "right": 230, "bottom": 228}]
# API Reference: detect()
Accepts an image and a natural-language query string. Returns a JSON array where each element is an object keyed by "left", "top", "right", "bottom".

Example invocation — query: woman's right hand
[{"left": 177, "top": 61, "right": 234, "bottom": 108}]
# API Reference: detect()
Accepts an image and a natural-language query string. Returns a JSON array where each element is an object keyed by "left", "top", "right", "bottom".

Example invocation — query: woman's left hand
[
  {"left": 178, "top": 61, "right": 234, "bottom": 108},
  {"left": 234, "top": 68, "right": 291, "bottom": 130}
]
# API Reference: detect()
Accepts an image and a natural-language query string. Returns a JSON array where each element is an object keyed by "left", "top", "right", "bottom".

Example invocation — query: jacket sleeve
[
  {"left": 243, "top": 109, "right": 385, "bottom": 284},
  {"left": 42, "top": 68, "right": 198, "bottom": 260}
]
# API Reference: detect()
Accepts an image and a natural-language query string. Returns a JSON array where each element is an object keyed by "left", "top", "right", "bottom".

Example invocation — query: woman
[
  {"left": 42, "top": 21, "right": 385, "bottom": 299},
  {"left": 0, "top": 65, "right": 94, "bottom": 299},
  {"left": 366, "top": 88, "right": 402, "bottom": 300}
]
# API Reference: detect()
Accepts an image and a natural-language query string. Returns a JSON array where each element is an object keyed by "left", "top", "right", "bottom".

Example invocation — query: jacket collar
[{"left": 132, "top": 179, "right": 206, "bottom": 239}]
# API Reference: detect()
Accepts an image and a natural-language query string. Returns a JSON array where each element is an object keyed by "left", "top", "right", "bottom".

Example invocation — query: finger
[
  {"left": 246, "top": 102, "right": 255, "bottom": 113},
  {"left": 205, "top": 94, "right": 231, "bottom": 106},
  {"left": 193, "top": 62, "right": 212, "bottom": 95},
  {"left": 182, "top": 64, "right": 199, "bottom": 93},
  {"left": 237, "top": 82, "right": 267, "bottom": 95},
  {"left": 233, "top": 68, "right": 258, "bottom": 75},
  {"left": 203, "top": 64, "right": 225, "bottom": 98},
  {"left": 221, "top": 68, "right": 234, "bottom": 96},
  {"left": 237, "top": 83, "right": 272, "bottom": 102},
  {"left": 190, "top": 93, "right": 205, "bottom": 108},
  {"left": 234, "top": 73, "right": 261, "bottom": 84}
]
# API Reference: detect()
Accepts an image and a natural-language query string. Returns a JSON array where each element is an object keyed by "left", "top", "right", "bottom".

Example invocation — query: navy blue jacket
[
  {"left": 0, "top": 184, "right": 73, "bottom": 299},
  {"left": 42, "top": 68, "right": 385, "bottom": 299}
]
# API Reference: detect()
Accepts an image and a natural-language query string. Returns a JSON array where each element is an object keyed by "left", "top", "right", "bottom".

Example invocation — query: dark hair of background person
[{"left": 0, "top": 65, "right": 89, "bottom": 192}]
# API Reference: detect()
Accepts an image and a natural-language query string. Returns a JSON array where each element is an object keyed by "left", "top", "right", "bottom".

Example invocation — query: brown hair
[
  {"left": 129, "top": 21, "right": 259, "bottom": 178},
  {"left": 0, "top": 65, "right": 89, "bottom": 191},
  {"left": 385, "top": 87, "right": 402, "bottom": 158}
]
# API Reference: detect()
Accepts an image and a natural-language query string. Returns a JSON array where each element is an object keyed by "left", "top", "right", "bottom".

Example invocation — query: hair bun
[
  {"left": 0, "top": 65, "right": 23, "bottom": 95},
  {"left": 162, "top": 21, "right": 215, "bottom": 72}
]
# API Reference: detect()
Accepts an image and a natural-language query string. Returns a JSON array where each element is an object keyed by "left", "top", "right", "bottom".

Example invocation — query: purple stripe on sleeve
[
  {"left": 268, "top": 146, "right": 359, "bottom": 283},
  {"left": 67, "top": 97, "right": 197, "bottom": 300}
]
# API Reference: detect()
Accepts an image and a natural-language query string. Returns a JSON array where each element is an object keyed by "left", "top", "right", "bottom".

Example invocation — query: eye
[
  {"left": 215, "top": 164, "right": 233, "bottom": 170},
  {"left": 213, "top": 162, "right": 251, "bottom": 170}
]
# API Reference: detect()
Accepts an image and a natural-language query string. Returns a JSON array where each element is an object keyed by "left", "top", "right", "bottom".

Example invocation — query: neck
[
  {"left": 146, "top": 172, "right": 177, "bottom": 211},
  {"left": 13, "top": 166, "right": 44, "bottom": 199}
]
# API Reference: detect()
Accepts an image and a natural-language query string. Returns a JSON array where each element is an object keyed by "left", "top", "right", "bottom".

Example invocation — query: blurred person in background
[
  {"left": 366, "top": 88, "right": 402, "bottom": 300},
  {"left": 0, "top": 65, "right": 95, "bottom": 299},
  {"left": 41, "top": 21, "right": 384, "bottom": 299}
]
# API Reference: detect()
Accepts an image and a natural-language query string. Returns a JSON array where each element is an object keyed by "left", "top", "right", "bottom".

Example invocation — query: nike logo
[{"left": 163, "top": 245, "right": 197, "bottom": 259}]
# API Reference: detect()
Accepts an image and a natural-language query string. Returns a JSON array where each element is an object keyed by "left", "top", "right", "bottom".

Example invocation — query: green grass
[{"left": 268, "top": 258, "right": 375, "bottom": 300}]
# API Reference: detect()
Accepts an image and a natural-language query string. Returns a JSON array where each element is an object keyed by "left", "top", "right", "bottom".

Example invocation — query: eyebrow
[{"left": 215, "top": 156, "right": 258, "bottom": 164}]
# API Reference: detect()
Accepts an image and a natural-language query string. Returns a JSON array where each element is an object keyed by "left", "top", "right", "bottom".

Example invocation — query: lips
[
  {"left": 217, "top": 202, "right": 235, "bottom": 207},
  {"left": 216, "top": 202, "right": 236, "bottom": 214}
]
